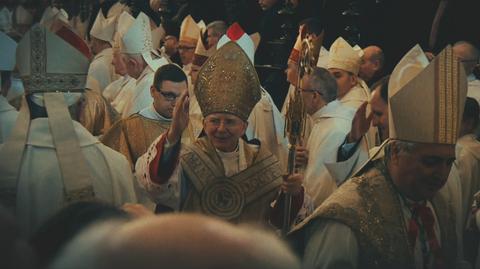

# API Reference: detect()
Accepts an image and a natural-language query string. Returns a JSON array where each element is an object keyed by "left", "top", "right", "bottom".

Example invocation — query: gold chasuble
[
  {"left": 307, "top": 160, "right": 457, "bottom": 269},
  {"left": 180, "top": 136, "right": 283, "bottom": 223},
  {"left": 101, "top": 114, "right": 170, "bottom": 169},
  {"left": 78, "top": 89, "right": 119, "bottom": 136}
]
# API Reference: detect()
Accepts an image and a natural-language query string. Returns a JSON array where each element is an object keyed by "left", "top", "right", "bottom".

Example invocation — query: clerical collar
[
  {"left": 215, "top": 143, "right": 239, "bottom": 155},
  {"left": 139, "top": 104, "right": 172, "bottom": 122}
]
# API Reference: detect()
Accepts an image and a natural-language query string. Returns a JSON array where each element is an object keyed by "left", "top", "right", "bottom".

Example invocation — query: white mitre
[
  {"left": 90, "top": 10, "right": 116, "bottom": 44},
  {"left": 327, "top": 37, "right": 361, "bottom": 75},
  {"left": 40, "top": 6, "right": 69, "bottom": 29}
]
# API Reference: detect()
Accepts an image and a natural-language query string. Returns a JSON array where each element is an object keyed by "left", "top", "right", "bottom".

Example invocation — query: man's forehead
[{"left": 207, "top": 113, "right": 242, "bottom": 120}]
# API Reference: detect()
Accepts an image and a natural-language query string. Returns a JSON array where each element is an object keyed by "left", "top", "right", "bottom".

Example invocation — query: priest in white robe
[
  {"left": 118, "top": 12, "right": 168, "bottom": 118},
  {"left": 85, "top": 11, "right": 118, "bottom": 92},
  {"left": 0, "top": 25, "right": 137, "bottom": 236}
]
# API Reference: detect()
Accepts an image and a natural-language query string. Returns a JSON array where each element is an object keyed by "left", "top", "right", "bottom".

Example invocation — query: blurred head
[
  {"left": 300, "top": 67, "right": 338, "bottom": 115},
  {"left": 206, "top": 21, "right": 227, "bottom": 49},
  {"left": 387, "top": 140, "right": 456, "bottom": 201},
  {"left": 189, "top": 63, "right": 201, "bottom": 85},
  {"left": 122, "top": 53, "right": 147, "bottom": 79},
  {"left": 0, "top": 205, "right": 36, "bottom": 269},
  {"left": 163, "top": 35, "right": 179, "bottom": 57},
  {"left": 328, "top": 68, "right": 357, "bottom": 99},
  {"left": 453, "top": 41, "right": 479, "bottom": 75},
  {"left": 258, "top": 0, "right": 278, "bottom": 10},
  {"left": 52, "top": 214, "right": 300, "bottom": 269},
  {"left": 460, "top": 97, "right": 480, "bottom": 137},
  {"left": 90, "top": 37, "right": 111, "bottom": 56},
  {"left": 203, "top": 113, "right": 248, "bottom": 152},
  {"left": 30, "top": 201, "right": 129, "bottom": 268},
  {"left": 299, "top": 17, "right": 324, "bottom": 42},
  {"left": 112, "top": 49, "right": 127, "bottom": 76},
  {"left": 178, "top": 41, "right": 196, "bottom": 66},
  {"left": 370, "top": 75, "right": 389, "bottom": 141},
  {"left": 359, "top": 46, "right": 384, "bottom": 82},
  {"left": 150, "top": 64, "right": 188, "bottom": 119}
]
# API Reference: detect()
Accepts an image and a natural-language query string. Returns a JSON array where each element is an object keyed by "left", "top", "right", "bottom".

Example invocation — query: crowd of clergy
[{"left": 1, "top": 0, "right": 480, "bottom": 269}]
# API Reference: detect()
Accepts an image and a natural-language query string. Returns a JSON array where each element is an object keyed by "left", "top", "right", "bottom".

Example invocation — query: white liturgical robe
[
  {"left": 303, "top": 100, "right": 355, "bottom": 207},
  {"left": 0, "top": 95, "right": 18, "bottom": 143},
  {"left": 103, "top": 75, "right": 130, "bottom": 103},
  {"left": 7, "top": 118, "right": 138, "bottom": 235},
  {"left": 121, "top": 67, "right": 155, "bottom": 118},
  {"left": 86, "top": 48, "right": 117, "bottom": 92},
  {"left": 111, "top": 76, "right": 136, "bottom": 115}
]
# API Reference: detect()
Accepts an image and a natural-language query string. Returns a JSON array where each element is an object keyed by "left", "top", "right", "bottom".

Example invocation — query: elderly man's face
[
  {"left": 390, "top": 142, "right": 456, "bottom": 201},
  {"left": 112, "top": 50, "right": 127, "bottom": 76},
  {"left": 207, "top": 28, "right": 221, "bottom": 49},
  {"left": 178, "top": 41, "right": 196, "bottom": 66},
  {"left": 203, "top": 113, "right": 247, "bottom": 152},
  {"left": 359, "top": 48, "right": 380, "bottom": 82}
]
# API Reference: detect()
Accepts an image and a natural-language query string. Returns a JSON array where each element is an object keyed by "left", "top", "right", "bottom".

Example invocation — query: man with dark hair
[{"left": 102, "top": 63, "right": 188, "bottom": 170}]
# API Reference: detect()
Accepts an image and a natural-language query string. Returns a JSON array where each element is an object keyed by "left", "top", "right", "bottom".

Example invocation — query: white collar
[{"left": 138, "top": 104, "right": 172, "bottom": 122}]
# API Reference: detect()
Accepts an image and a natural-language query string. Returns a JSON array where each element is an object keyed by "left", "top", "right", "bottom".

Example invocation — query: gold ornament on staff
[{"left": 282, "top": 38, "right": 315, "bottom": 235}]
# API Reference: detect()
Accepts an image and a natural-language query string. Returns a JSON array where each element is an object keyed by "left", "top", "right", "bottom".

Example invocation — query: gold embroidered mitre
[
  {"left": 389, "top": 46, "right": 467, "bottom": 144},
  {"left": 327, "top": 37, "right": 360, "bottom": 75},
  {"left": 194, "top": 41, "right": 261, "bottom": 121}
]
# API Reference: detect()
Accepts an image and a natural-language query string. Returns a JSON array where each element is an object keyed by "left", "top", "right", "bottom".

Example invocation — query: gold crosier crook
[{"left": 282, "top": 38, "right": 315, "bottom": 235}]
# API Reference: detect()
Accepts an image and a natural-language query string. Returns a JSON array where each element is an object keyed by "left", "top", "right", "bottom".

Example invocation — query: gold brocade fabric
[
  {"left": 297, "top": 159, "right": 457, "bottom": 269},
  {"left": 195, "top": 42, "right": 261, "bottom": 121},
  {"left": 180, "top": 137, "right": 282, "bottom": 224},
  {"left": 101, "top": 114, "right": 170, "bottom": 169},
  {"left": 78, "top": 89, "right": 119, "bottom": 136}
]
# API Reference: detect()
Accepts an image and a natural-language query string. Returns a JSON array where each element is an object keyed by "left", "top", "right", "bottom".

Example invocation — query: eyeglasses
[
  {"left": 156, "top": 88, "right": 181, "bottom": 101},
  {"left": 298, "top": 88, "right": 323, "bottom": 96}
]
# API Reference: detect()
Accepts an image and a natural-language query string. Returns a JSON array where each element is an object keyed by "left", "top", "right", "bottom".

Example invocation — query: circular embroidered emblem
[{"left": 201, "top": 179, "right": 245, "bottom": 220}]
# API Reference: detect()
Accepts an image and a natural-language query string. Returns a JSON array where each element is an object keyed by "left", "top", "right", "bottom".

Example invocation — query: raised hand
[
  {"left": 167, "top": 91, "right": 190, "bottom": 144},
  {"left": 347, "top": 101, "right": 373, "bottom": 143}
]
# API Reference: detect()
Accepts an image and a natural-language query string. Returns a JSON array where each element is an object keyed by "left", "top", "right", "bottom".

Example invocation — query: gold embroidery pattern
[
  {"left": 23, "top": 26, "right": 86, "bottom": 94},
  {"left": 201, "top": 179, "right": 245, "bottom": 220},
  {"left": 437, "top": 50, "right": 446, "bottom": 143}
]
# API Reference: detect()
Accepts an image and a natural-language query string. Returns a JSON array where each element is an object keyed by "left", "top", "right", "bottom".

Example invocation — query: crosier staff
[{"left": 282, "top": 38, "right": 315, "bottom": 235}]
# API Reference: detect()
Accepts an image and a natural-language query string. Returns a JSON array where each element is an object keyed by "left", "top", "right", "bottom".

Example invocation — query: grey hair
[
  {"left": 206, "top": 21, "right": 227, "bottom": 37},
  {"left": 384, "top": 140, "right": 418, "bottom": 163},
  {"left": 309, "top": 67, "right": 338, "bottom": 103},
  {"left": 453, "top": 40, "right": 480, "bottom": 60}
]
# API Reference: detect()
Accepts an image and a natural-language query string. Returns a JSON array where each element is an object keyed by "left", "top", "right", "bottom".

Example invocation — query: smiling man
[
  {"left": 135, "top": 41, "right": 307, "bottom": 225},
  {"left": 101, "top": 64, "right": 187, "bottom": 170},
  {"left": 289, "top": 46, "right": 467, "bottom": 269}
]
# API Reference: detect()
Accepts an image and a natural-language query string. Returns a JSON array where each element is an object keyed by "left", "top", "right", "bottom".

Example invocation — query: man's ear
[
  {"left": 350, "top": 73, "right": 358, "bottom": 87},
  {"left": 150, "top": 85, "right": 156, "bottom": 97}
]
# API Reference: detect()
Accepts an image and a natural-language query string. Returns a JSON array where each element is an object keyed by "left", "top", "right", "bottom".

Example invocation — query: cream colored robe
[
  {"left": 303, "top": 100, "right": 356, "bottom": 207},
  {"left": 86, "top": 48, "right": 118, "bottom": 92},
  {"left": 0, "top": 95, "right": 18, "bottom": 143},
  {"left": 121, "top": 67, "right": 155, "bottom": 118},
  {"left": 111, "top": 76, "right": 136, "bottom": 115},
  {"left": 455, "top": 134, "right": 480, "bottom": 226},
  {"left": 4, "top": 118, "right": 137, "bottom": 235},
  {"left": 467, "top": 74, "right": 480, "bottom": 137},
  {"left": 103, "top": 75, "right": 131, "bottom": 103},
  {"left": 246, "top": 88, "right": 289, "bottom": 171}
]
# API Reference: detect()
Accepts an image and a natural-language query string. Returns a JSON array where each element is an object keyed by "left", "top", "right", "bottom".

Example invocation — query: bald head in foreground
[{"left": 51, "top": 214, "right": 300, "bottom": 269}]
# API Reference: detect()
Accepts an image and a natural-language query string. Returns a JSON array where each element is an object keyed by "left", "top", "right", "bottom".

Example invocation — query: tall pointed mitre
[
  {"left": 40, "top": 6, "right": 69, "bottom": 30},
  {"left": 118, "top": 11, "right": 167, "bottom": 70},
  {"left": 195, "top": 41, "right": 261, "bottom": 121},
  {"left": 0, "top": 24, "right": 94, "bottom": 208},
  {"left": 179, "top": 15, "right": 200, "bottom": 46},
  {"left": 192, "top": 29, "right": 214, "bottom": 67},
  {"left": 0, "top": 32, "right": 17, "bottom": 71},
  {"left": 90, "top": 10, "right": 117, "bottom": 43},
  {"left": 316, "top": 46, "right": 329, "bottom": 68},
  {"left": 327, "top": 37, "right": 361, "bottom": 75},
  {"left": 151, "top": 23, "right": 166, "bottom": 50},
  {"left": 216, "top": 22, "right": 258, "bottom": 63},
  {"left": 389, "top": 45, "right": 467, "bottom": 144},
  {"left": 13, "top": 5, "right": 33, "bottom": 27}
]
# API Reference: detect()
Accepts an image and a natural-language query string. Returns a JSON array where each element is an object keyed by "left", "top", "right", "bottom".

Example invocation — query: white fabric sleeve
[{"left": 303, "top": 220, "right": 358, "bottom": 269}]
